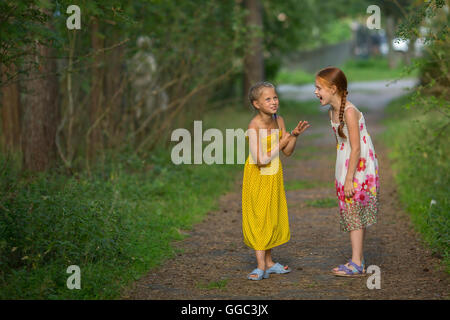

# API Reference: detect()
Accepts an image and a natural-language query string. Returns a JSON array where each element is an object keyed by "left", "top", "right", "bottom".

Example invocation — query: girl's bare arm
[
  {"left": 343, "top": 107, "right": 361, "bottom": 197},
  {"left": 277, "top": 116, "right": 297, "bottom": 156}
]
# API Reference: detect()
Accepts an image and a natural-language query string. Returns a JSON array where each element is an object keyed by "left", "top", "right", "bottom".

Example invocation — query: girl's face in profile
[
  {"left": 253, "top": 87, "right": 279, "bottom": 115},
  {"left": 314, "top": 77, "right": 334, "bottom": 106}
]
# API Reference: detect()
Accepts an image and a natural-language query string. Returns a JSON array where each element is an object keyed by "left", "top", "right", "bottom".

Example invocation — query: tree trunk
[
  {"left": 87, "top": 17, "right": 105, "bottom": 160},
  {"left": 243, "top": 0, "right": 264, "bottom": 105},
  {"left": 104, "top": 34, "right": 125, "bottom": 149},
  {"left": 385, "top": 15, "right": 397, "bottom": 69},
  {"left": 1, "top": 63, "right": 21, "bottom": 153},
  {"left": 21, "top": 41, "right": 59, "bottom": 171}
]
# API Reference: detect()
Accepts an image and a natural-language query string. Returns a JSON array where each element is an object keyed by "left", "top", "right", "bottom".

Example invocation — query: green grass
[
  {"left": 196, "top": 279, "right": 228, "bottom": 290},
  {"left": 275, "top": 68, "right": 315, "bottom": 86},
  {"left": 275, "top": 57, "right": 418, "bottom": 85},
  {"left": 292, "top": 145, "right": 322, "bottom": 160},
  {"left": 341, "top": 58, "right": 418, "bottom": 82},
  {"left": 305, "top": 198, "right": 337, "bottom": 208},
  {"left": 285, "top": 180, "right": 332, "bottom": 191},
  {"left": 382, "top": 94, "right": 449, "bottom": 272}
]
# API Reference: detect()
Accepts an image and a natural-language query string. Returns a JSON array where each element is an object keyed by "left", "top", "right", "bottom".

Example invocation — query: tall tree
[
  {"left": 1, "top": 63, "right": 21, "bottom": 152},
  {"left": 87, "top": 16, "right": 105, "bottom": 160},
  {"left": 243, "top": 0, "right": 264, "bottom": 104},
  {"left": 104, "top": 31, "right": 126, "bottom": 148},
  {"left": 21, "top": 19, "right": 60, "bottom": 171}
]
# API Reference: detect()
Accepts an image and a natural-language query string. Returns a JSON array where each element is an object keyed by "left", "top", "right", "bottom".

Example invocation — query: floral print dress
[{"left": 331, "top": 105, "right": 379, "bottom": 232}]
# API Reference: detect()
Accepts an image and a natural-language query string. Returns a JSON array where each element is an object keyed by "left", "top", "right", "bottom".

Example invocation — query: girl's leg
[
  {"left": 333, "top": 227, "right": 365, "bottom": 273},
  {"left": 249, "top": 250, "right": 266, "bottom": 279},
  {"left": 265, "top": 248, "right": 289, "bottom": 270},
  {"left": 350, "top": 227, "right": 364, "bottom": 266},
  {"left": 265, "top": 249, "right": 275, "bottom": 269}
]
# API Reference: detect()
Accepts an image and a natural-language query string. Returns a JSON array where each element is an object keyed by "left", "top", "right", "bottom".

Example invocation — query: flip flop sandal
[
  {"left": 265, "top": 262, "right": 291, "bottom": 275},
  {"left": 333, "top": 259, "right": 366, "bottom": 277},
  {"left": 247, "top": 268, "right": 269, "bottom": 280}
]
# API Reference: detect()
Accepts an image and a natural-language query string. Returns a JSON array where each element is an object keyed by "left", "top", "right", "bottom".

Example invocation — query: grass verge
[
  {"left": 0, "top": 150, "right": 240, "bottom": 299},
  {"left": 381, "top": 95, "right": 449, "bottom": 272}
]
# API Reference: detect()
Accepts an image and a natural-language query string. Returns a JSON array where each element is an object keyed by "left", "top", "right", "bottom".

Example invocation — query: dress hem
[
  {"left": 244, "top": 237, "right": 290, "bottom": 251},
  {"left": 340, "top": 221, "right": 377, "bottom": 233}
]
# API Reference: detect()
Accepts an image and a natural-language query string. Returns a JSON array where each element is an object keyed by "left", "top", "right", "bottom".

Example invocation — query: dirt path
[{"left": 122, "top": 81, "right": 449, "bottom": 300}]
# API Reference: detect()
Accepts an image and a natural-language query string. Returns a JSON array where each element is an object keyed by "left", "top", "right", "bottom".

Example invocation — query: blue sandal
[
  {"left": 333, "top": 259, "right": 366, "bottom": 277},
  {"left": 265, "top": 262, "right": 291, "bottom": 275},
  {"left": 247, "top": 268, "right": 269, "bottom": 280}
]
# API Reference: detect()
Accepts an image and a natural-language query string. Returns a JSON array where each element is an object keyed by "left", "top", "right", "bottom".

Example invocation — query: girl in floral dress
[{"left": 314, "top": 67, "right": 379, "bottom": 277}]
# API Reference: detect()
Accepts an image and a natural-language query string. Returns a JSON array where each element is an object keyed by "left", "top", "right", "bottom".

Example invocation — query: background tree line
[{"left": 0, "top": 0, "right": 377, "bottom": 174}]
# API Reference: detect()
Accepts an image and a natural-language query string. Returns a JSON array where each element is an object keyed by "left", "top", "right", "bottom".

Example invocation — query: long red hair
[{"left": 316, "top": 67, "right": 348, "bottom": 139}]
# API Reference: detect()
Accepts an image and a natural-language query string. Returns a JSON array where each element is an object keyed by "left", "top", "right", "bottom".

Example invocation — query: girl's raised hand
[{"left": 291, "top": 121, "right": 310, "bottom": 137}]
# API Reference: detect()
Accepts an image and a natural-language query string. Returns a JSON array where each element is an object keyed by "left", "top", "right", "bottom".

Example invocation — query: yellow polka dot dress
[{"left": 242, "top": 131, "right": 290, "bottom": 250}]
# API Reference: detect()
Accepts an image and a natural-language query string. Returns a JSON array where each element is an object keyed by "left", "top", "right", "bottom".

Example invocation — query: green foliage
[
  {"left": 396, "top": 0, "right": 449, "bottom": 97},
  {"left": 0, "top": 148, "right": 240, "bottom": 298},
  {"left": 0, "top": 0, "right": 251, "bottom": 166},
  {"left": 316, "top": 19, "right": 353, "bottom": 47},
  {"left": 383, "top": 95, "right": 449, "bottom": 271},
  {"left": 396, "top": 0, "right": 447, "bottom": 41},
  {"left": 0, "top": 1, "right": 48, "bottom": 83},
  {"left": 378, "top": 0, "right": 449, "bottom": 272}
]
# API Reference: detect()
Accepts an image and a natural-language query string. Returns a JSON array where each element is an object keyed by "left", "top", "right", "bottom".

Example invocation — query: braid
[{"left": 337, "top": 90, "right": 348, "bottom": 139}]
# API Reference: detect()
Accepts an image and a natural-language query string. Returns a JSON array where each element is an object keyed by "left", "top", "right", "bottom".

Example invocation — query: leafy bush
[{"left": 0, "top": 149, "right": 240, "bottom": 298}]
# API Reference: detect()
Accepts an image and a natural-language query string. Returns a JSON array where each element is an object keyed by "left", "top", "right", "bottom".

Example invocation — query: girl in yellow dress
[{"left": 243, "top": 82, "right": 310, "bottom": 280}]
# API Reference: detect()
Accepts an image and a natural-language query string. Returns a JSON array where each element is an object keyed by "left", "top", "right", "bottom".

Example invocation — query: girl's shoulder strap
[
  {"left": 343, "top": 103, "right": 363, "bottom": 121},
  {"left": 344, "top": 104, "right": 357, "bottom": 112}
]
